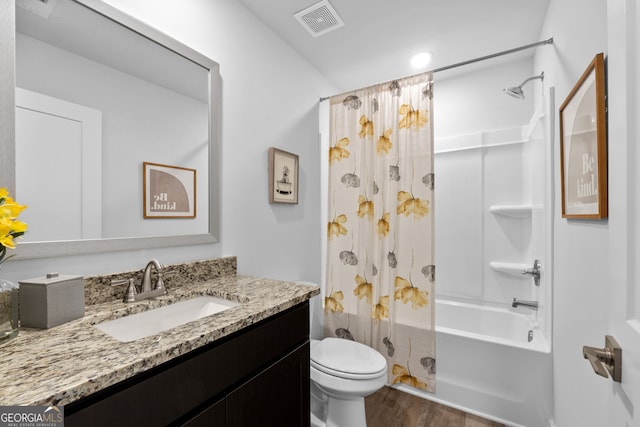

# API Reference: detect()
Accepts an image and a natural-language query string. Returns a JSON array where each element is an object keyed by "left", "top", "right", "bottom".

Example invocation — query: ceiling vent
[{"left": 294, "top": 0, "right": 344, "bottom": 38}]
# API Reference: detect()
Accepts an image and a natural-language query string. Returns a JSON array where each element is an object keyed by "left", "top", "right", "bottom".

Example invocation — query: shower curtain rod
[{"left": 319, "top": 37, "right": 553, "bottom": 102}]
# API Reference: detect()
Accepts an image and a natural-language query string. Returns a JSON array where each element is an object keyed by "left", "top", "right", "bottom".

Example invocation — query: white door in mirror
[{"left": 95, "top": 296, "right": 239, "bottom": 342}]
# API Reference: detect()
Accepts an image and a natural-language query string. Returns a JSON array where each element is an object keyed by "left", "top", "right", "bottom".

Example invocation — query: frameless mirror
[{"left": 6, "top": 0, "right": 220, "bottom": 258}]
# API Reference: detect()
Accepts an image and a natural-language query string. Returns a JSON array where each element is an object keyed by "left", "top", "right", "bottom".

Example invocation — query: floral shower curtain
[{"left": 325, "top": 73, "right": 436, "bottom": 392}]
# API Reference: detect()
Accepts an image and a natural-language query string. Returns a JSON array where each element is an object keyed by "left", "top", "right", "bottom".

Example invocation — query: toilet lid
[{"left": 311, "top": 338, "right": 387, "bottom": 379}]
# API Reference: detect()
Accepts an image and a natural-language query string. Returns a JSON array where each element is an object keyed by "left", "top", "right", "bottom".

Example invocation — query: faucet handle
[
  {"left": 155, "top": 272, "right": 166, "bottom": 292},
  {"left": 156, "top": 270, "right": 176, "bottom": 291},
  {"left": 111, "top": 278, "right": 137, "bottom": 302},
  {"left": 110, "top": 278, "right": 129, "bottom": 287},
  {"left": 123, "top": 278, "right": 137, "bottom": 303},
  {"left": 521, "top": 259, "right": 541, "bottom": 286}
]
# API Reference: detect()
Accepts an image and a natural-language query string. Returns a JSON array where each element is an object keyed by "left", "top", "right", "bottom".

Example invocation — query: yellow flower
[
  {"left": 0, "top": 219, "right": 28, "bottom": 249},
  {"left": 394, "top": 276, "right": 429, "bottom": 309},
  {"left": 357, "top": 195, "right": 374, "bottom": 220},
  {"left": 377, "top": 213, "right": 390, "bottom": 238},
  {"left": 327, "top": 214, "right": 348, "bottom": 239},
  {"left": 325, "top": 291, "right": 344, "bottom": 313},
  {"left": 392, "top": 364, "right": 428, "bottom": 390},
  {"left": 359, "top": 115, "right": 374, "bottom": 138},
  {"left": 372, "top": 296, "right": 389, "bottom": 320},
  {"left": 329, "top": 137, "right": 350, "bottom": 164},
  {"left": 399, "top": 104, "right": 428, "bottom": 130},
  {"left": 353, "top": 274, "right": 373, "bottom": 304},
  {"left": 397, "top": 191, "right": 429, "bottom": 219},
  {"left": 0, "top": 187, "right": 28, "bottom": 262},
  {"left": 0, "top": 223, "right": 13, "bottom": 249},
  {"left": 0, "top": 197, "right": 27, "bottom": 220},
  {"left": 377, "top": 129, "right": 393, "bottom": 154}
]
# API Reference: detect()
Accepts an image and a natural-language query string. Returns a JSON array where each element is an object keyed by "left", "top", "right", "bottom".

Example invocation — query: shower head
[
  {"left": 503, "top": 71, "right": 544, "bottom": 100},
  {"left": 504, "top": 86, "right": 525, "bottom": 99}
]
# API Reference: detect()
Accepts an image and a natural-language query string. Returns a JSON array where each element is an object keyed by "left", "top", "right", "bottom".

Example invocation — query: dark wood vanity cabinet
[{"left": 65, "top": 302, "right": 310, "bottom": 427}]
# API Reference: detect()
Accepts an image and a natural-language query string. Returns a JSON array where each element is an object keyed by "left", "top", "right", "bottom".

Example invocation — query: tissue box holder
[{"left": 19, "top": 273, "right": 84, "bottom": 328}]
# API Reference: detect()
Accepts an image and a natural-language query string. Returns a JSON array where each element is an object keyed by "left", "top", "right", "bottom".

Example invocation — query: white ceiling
[{"left": 238, "top": 0, "right": 550, "bottom": 92}]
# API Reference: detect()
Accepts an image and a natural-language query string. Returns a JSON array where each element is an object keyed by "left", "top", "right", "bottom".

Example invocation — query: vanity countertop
[{"left": 0, "top": 275, "right": 319, "bottom": 407}]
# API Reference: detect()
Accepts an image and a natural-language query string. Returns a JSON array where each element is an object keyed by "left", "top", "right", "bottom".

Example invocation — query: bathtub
[{"left": 392, "top": 298, "right": 553, "bottom": 427}]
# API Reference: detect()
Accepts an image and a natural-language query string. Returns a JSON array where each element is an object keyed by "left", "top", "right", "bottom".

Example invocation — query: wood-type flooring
[{"left": 365, "top": 386, "right": 505, "bottom": 427}]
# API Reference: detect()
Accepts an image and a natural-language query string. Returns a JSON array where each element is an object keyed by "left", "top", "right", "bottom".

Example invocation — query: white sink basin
[{"left": 95, "top": 296, "right": 239, "bottom": 342}]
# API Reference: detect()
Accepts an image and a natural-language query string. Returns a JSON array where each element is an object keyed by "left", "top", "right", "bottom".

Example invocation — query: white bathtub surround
[
  {"left": 325, "top": 74, "right": 436, "bottom": 394},
  {"left": 421, "top": 95, "right": 554, "bottom": 427},
  {"left": 393, "top": 298, "right": 552, "bottom": 427},
  {"left": 434, "top": 94, "right": 553, "bottom": 350}
]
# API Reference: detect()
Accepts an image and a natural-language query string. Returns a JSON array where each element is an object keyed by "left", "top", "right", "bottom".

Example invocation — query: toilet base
[
  {"left": 326, "top": 395, "right": 367, "bottom": 427},
  {"left": 309, "top": 338, "right": 387, "bottom": 427}
]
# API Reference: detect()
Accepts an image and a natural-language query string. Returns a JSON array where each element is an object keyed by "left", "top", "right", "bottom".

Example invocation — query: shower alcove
[
  {"left": 318, "top": 62, "right": 555, "bottom": 427},
  {"left": 425, "top": 88, "right": 555, "bottom": 427}
]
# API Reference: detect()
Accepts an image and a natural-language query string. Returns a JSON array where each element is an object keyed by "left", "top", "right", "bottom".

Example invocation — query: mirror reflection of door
[{"left": 15, "top": 88, "right": 102, "bottom": 242}]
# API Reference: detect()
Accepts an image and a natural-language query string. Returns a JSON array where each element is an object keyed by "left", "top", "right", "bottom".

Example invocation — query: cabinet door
[{"left": 226, "top": 342, "right": 310, "bottom": 427}]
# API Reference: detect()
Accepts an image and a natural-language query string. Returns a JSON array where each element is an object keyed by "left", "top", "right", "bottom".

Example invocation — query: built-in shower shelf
[
  {"left": 489, "top": 261, "right": 528, "bottom": 277},
  {"left": 489, "top": 205, "right": 532, "bottom": 219}
]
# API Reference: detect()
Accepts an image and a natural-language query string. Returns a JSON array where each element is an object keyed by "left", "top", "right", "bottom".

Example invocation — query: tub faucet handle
[{"left": 521, "top": 259, "right": 541, "bottom": 286}]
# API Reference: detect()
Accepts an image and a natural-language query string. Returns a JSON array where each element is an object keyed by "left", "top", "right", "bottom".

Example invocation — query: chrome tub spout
[{"left": 512, "top": 298, "right": 538, "bottom": 309}]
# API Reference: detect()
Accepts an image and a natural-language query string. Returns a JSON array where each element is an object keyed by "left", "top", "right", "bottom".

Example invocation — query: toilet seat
[{"left": 311, "top": 338, "right": 387, "bottom": 380}]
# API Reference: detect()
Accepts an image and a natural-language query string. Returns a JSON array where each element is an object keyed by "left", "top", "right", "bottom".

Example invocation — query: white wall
[
  {"left": 434, "top": 58, "right": 535, "bottom": 139},
  {"left": 533, "top": 0, "right": 610, "bottom": 426},
  {"left": 2, "top": 0, "right": 336, "bottom": 286}
]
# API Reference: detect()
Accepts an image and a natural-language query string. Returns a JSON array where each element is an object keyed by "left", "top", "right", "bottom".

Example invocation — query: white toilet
[{"left": 310, "top": 337, "right": 387, "bottom": 427}]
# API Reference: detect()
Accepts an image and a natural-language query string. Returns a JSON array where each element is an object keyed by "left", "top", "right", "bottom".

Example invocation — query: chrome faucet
[
  {"left": 111, "top": 259, "right": 172, "bottom": 303},
  {"left": 141, "top": 259, "right": 165, "bottom": 293},
  {"left": 512, "top": 298, "right": 538, "bottom": 310}
]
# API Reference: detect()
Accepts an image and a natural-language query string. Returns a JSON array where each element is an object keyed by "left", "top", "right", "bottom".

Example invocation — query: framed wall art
[
  {"left": 559, "top": 52, "right": 607, "bottom": 219},
  {"left": 143, "top": 162, "right": 196, "bottom": 218},
  {"left": 269, "top": 147, "right": 299, "bottom": 204}
]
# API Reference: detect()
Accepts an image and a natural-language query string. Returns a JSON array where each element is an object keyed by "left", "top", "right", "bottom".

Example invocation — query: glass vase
[{"left": 0, "top": 277, "right": 19, "bottom": 346}]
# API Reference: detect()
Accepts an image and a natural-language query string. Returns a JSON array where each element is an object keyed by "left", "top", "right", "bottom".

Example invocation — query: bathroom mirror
[{"left": 3, "top": 0, "right": 220, "bottom": 259}]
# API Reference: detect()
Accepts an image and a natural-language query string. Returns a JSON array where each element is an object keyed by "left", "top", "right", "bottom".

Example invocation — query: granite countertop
[{"left": 0, "top": 274, "right": 319, "bottom": 407}]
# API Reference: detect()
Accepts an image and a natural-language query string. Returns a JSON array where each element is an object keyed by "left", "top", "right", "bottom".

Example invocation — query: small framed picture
[
  {"left": 143, "top": 162, "right": 196, "bottom": 218},
  {"left": 559, "top": 52, "right": 607, "bottom": 219},
  {"left": 269, "top": 147, "right": 299, "bottom": 204}
]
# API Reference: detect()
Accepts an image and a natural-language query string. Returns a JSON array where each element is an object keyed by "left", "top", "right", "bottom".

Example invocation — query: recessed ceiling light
[{"left": 410, "top": 52, "right": 432, "bottom": 69}]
